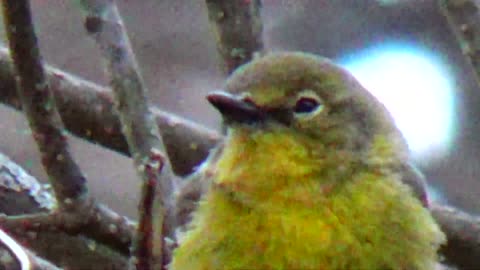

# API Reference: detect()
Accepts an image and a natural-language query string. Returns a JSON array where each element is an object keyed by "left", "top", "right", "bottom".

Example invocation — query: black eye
[{"left": 294, "top": 97, "right": 320, "bottom": 114}]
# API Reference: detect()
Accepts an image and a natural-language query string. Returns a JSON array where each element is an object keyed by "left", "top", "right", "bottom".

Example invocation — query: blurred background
[{"left": 0, "top": 0, "right": 478, "bottom": 218}]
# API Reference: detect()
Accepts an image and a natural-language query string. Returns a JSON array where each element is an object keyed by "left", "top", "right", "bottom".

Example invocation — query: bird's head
[
  {"left": 207, "top": 52, "right": 411, "bottom": 199},
  {"left": 209, "top": 52, "right": 407, "bottom": 158}
]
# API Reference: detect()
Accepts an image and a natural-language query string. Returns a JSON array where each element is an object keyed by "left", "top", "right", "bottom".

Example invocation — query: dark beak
[{"left": 207, "top": 91, "right": 264, "bottom": 124}]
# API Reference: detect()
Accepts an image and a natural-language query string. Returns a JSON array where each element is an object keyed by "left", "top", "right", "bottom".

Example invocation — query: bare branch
[
  {"left": 0, "top": 228, "right": 62, "bottom": 270},
  {"left": 205, "top": 0, "right": 264, "bottom": 74},
  {"left": 84, "top": 203, "right": 135, "bottom": 255},
  {"left": 77, "top": 0, "right": 177, "bottom": 268},
  {"left": 1, "top": 0, "right": 87, "bottom": 208},
  {"left": 431, "top": 203, "right": 480, "bottom": 269},
  {"left": 0, "top": 227, "right": 31, "bottom": 270},
  {"left": 0, "top": 152, "right": 130, "bottom": 269},
  {"left": 439, "top": 0, "right": 480, "bottom": 83},
  {"left": 0, "top": 2, "right": 134, "bottom": 265},
  {"left": 0, "top": 152, "right": 134, "bottom": 255},
  {"left": 0, "top": 47, "right": 221, "bottom": 176},
  {"left": 0, "top": 205, "right": 134, "bottom": 256},
  {"left": 0, "top": 153, "right": 55, "bottom": 215},
  {"left": 25, "top": 252, "right": 62, "bottom": 270}
]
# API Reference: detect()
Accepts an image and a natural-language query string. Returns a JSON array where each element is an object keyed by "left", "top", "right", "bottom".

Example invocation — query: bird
[{"left": 170, "top": 52, "right": 446, "bottom": 270}]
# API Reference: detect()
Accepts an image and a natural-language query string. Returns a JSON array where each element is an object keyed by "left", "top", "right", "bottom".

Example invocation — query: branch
[
  {"left": 439, "top": 0, "right": 480, "bottom": 83},
  {"left": 0, "top": 152, "right": 129, "bottom": 269},
  {"left": 431, "top": 203, "right": 480, "bottom": 269},
  {"left": 2, "top": 0, "right": 87, "bottom": 208},
  {"left": 77, "top": 1, "right": 177, "bottom": 268},
  {"left": 0, "top": 47, "right": 220, "bottom": 177},
  {"left": 0, "top": 228, "right": 62, "bottom": 270},
  {"left": 1, "top": 2, "right": 135, "bottom": 266},
  {"left": 0, "top": 206, "right": 134, "bottom": 256},
  {"left": 205, "top": 0, "right": 264, "bottom": 74},
  {"left": 1, "top": 227, "right": 33, "bottom": 270}
]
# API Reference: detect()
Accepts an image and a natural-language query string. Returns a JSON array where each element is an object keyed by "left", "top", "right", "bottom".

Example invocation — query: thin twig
[
  {"left": 205, "top": 0, "right": 264, "bottom": 74},
  {"left": 439, "top": 0, "right": 480, "bottom": 83},
  {"left": 77, "top": 1, "right": 177, "bottom": 268},
  {"left": 1, "top": 0, "right": 87, "bottom": 208}
]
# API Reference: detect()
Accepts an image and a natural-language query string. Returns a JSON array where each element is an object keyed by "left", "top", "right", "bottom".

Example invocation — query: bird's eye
[{"left": 294, "top": 97, "right": 321, "bottom": 114}]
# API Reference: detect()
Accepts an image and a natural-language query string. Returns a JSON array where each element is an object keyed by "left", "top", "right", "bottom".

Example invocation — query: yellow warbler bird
[{"left": 171, "top": 52, "right": 445, "bottom": 270}]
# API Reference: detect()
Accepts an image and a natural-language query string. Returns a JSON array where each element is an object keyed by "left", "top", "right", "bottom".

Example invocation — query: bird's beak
[{"left": 207, "top": 91, "right": 264, "bottom": 124}]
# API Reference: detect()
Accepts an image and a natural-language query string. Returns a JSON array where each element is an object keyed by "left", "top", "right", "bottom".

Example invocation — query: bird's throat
[{"left": 213, "top": 127, "right": 357, "bottom": 205}]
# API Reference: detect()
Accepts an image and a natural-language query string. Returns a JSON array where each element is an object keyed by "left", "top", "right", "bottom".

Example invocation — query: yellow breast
[{"left": 171, "top": 128, "right": 445, "bottom": 270}]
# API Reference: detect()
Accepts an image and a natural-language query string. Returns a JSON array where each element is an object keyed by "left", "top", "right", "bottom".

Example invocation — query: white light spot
[{"left": 339, "top": 44, "right": 456, "bottom": 162}]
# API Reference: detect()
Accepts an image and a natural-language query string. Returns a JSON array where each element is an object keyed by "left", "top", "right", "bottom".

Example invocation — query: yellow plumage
[{"left": 171, "top": 52, "right": 445, "bottom": 270}]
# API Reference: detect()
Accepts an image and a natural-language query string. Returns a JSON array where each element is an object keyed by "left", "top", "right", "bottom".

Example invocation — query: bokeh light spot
[{"left": 339, "top": 44, "right": 456, "bottom": 162}]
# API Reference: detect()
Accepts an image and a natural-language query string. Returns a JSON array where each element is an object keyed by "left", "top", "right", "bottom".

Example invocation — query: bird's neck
[{"left": 212, "top": 128, "right": 360, "bottom": 206}]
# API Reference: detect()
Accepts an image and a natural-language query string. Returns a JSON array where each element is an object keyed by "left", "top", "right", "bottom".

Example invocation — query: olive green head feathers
[
  {"left": 209, "top": 52, "right": 409, "bottom": 162},
  {"left": 206, "top": 53, "right": 428, "bottom": 202}
]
